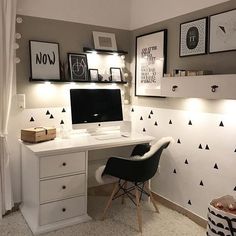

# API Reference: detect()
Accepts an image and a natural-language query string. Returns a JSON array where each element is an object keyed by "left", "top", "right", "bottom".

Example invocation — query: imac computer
[{"left": 70, "top": 88, "right": 125, "bottom": 137}]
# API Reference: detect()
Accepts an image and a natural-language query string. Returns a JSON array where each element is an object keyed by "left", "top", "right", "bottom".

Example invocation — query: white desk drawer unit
[
  {"left": 40, "top": 196, "right": 86, "bottom": 225},
  {"left": 40, "top": 174, "right": 86, "bottom": 203},
  {"left": 40, "top": 152, "right": 86, "bottom": 178}
]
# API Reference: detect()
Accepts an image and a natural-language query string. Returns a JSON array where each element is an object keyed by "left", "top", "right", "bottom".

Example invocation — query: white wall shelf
[{"left": 161, "top": 74, "right": 236, "bottom": 99}]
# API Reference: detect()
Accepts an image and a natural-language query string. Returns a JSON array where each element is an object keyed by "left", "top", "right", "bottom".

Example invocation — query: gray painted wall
[
  {"left": 16, "top": 16, "right": 131, "bottom": 108},
  {"left": 131, "top": 0, "right": 236, "bottom": 112}
]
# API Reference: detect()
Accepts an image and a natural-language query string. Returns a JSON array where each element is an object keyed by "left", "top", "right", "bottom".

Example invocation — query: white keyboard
[{"left": 95, "top": 133, "right": 122, "bottom": 140}]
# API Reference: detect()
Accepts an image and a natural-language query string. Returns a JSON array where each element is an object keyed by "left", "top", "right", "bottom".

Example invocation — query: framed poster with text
[{"left": 135, "top": 29, "right": 167, "bottom": 97}]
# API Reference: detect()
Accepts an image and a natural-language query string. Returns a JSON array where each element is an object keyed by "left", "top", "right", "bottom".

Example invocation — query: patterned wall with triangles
[{"left": 131, "top": 106, "right": 236, "bottom": 219}]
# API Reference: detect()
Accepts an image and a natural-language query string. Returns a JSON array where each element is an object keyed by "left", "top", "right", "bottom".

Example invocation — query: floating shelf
[{"left": 83, "top": 47, "right": 128, "bottom": 55}]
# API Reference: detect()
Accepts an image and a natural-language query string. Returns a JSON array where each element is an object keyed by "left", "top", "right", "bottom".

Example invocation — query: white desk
[{"left": 20, "top": 133, "right": 154, "bottom": 235}]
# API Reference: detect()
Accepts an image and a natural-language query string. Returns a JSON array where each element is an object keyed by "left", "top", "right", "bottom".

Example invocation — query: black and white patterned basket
[{"left": 207, "top": 204, "right": 236, "bottom": 236}]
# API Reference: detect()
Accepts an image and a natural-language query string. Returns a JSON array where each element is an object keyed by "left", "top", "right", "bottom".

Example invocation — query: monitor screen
[{"left": 70, "top": 89, "right": 123, "bottom": 125}]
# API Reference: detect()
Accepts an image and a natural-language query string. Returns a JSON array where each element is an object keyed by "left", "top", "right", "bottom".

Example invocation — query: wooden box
[{"left": 21, "top": 127, "right": 56, "bottom": 143}]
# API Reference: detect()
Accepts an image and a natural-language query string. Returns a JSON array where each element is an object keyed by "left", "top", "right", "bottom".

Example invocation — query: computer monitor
[{"left": 70, "top": 88, "right": 123, "bottom": 131}]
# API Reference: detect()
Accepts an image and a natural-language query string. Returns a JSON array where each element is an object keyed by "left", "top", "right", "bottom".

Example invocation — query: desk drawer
[
  {"left": 40, "top": 174, "right": 86, "bottom": 203},
  {"left": 40, "top": 152, "right": 86, "bottom": 178},
  {"left": 39, "top": 196, "right": 85, "bottom": 225}
]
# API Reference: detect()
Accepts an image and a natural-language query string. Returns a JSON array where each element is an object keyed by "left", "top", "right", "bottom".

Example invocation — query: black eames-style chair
[{"left": 96, "top": 137, "right": 173, "bottom": 232}]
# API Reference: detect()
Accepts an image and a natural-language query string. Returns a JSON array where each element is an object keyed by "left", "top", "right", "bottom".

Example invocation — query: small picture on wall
[
  {"left": 180, "top": 17, "right": 208, "bottom": 57},
  {"left": 68, "top": 53, "right": 89, "bottom": 81},
  {"left": 110, "top": 67, "right": 123, "bottom": 82},
  {"left": 209, "top": 9, "right": 236, "bottom": 53},
  {"left": 89, "top": 69, "right": 99, "bottom": 81},
  {"left": 29, "top": 40, "right": 60, "bottom": 80}
]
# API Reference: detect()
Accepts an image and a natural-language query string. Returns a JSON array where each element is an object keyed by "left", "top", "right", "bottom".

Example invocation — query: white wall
[
  {"left": 129, "top": 0, "right": 229, "bottom": 29},
  {"left": 17, "top": 0, "right": 131, "bottom": 30}
]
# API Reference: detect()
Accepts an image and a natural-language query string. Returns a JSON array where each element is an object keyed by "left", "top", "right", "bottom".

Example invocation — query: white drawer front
[
  {"left": 40, "top": 174, "right": 86, "bottom": 203},
  {"left": 39, "top": 196, "right": 86, "bottom": 225},
  {"left": 40, "top": 152, "right": 86, "bottom": 178}
]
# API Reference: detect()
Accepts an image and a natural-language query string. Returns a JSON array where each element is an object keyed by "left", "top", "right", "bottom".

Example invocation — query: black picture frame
[
  {"left": 68, "top": 53, "right": 89, "bottom": 81},
  {"left": 29, "top": 40, "right": 61, "bottom": 81},
  {"left": 209, "top": 8, "right": 236, "bottom": 54},
  {"left": 179, "top": 17, "right": 208, "bottom": 57},
  {"left": 89, "top": 69, "right": 99, "bottom": 81},
  {"left": 110, "top": 67, "right": 123, "bottom": 82},
  {"left": 135, "top": 29, "right": 167, "bottom": 97}
]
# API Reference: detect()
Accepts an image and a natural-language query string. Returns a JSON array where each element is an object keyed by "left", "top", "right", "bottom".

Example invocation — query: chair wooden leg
[
  {"left": 121, "top": 181, "right": 127, "bottom": 205},
  {"left": 145, "top": 183, "right": 159, "bottom": 213},
  {"left": 135, "top": 186, "right": 142, "bottom": 233},
  {"left": 102, "top": 182, "right": 119, "bottom": 220}
]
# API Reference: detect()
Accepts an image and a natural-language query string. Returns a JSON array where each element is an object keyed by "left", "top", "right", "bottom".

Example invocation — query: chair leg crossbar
[{"left": 102, "top": 180, "right": 159, "bottom": 233}]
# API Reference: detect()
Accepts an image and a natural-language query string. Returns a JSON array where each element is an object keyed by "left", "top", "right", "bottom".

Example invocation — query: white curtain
[{"left": 0, "top": 0, "right": 18, "bottom": 217}]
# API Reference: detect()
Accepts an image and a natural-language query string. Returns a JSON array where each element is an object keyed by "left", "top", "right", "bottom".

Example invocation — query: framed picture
[
  {"left": 110, "top": 67, "right": 123, "bottom": 82},
  {"left": 93, "top": 31, "right": 117, "bottom": 51},
  {"left": 179, "top": 17, "right": 208, "bottom": 57},
  {"left": 29, "top": 40, "right": 60, "bottom": 81},
  {"left": 68, "top": 53, "right": 89, "bottom": 81},
  {"left": 209, "top": 9, "right": 236, "bottom": 53},
  {"left": 135, "top": 29, "right": 167, "bottom": 97},
  {"left": 89, "top": 69, "right": 99, "bottom": 81}
]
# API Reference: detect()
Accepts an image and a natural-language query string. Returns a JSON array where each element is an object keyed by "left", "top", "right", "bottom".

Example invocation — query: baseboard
[{"left": 151, "top": 192, "right": 207, "bottom": 228}]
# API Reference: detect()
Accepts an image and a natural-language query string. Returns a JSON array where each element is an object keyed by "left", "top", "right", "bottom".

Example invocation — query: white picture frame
[
  {"left": 29, "top": 41, "right": 60, "bottom": 81},
  {"left": 209, "top": 9, "right": 236, "bottom": 53},
  {"left": 93, "top": 31, "right": 117, "bottom": 51}
]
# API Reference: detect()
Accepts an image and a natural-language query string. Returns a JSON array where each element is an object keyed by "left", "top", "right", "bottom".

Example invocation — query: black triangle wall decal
[
  {"left": 173, "top": 169, "right": 177, "bottom": 174},
  {"left": 62, "top": 108, "right": 66, "bottom": 112},
  {"left": 188, "top": 200, "right": 192, "bottom": 205},
  {"left": 169, "top": 120, "right": 172, "bottom": 124},
  {"left": 148, "top": 115, "right": 151, "bottom": 119},
  {"left": 30, "top": 117, "right": 35, "bottom": 122},
  {"left": 219, "top": 121, "right": 224, "bottom": 127},
  {"left": 50, "top": 114, "right": 54, "bottom": 119},
  {"left": 200, "top": 181, "right": 204, "bottom": 186},
  {"left": 185, "top": 159, "right": 189, "bottom": 164},
  {"left": 177, "top": 139, "right": 181, "bottom": 144},
  {"left": 60, "top": 120, "right": 64, "bottom": 125},
  {"left": 46, "top": 110, "right": 50, "bottom": 115},
  {"left": 188, "top": 120, "right": 192, "bottom": 125},
  {"left": 234, "top": 186, "right": 236, "bottom": 191},
  {"left": 140, "top": 116, "right": 143, "bottom": 120},
  {"left": 205, "top": 145, "right": 210, "bottom": 150},
  {"left": 131, "top": 108, "right": 134, "bottom": 112},
  {"left": 142, "top": 128, "right": 146, "bottom": 132},
  {"left": 154, "top": 121, "right": 158, "bottom": 126},
  {"left": 234, "top": 149, "right": 236, "bottom": 153},
  {"left": 150, "top": 110, "right": 153, "bottom": 115},
  {"left": 199, "top": 144, "right": 203, "bottom": 149},
  {"left": 214, "top": 163, "right": 218, "bottom": 169}
]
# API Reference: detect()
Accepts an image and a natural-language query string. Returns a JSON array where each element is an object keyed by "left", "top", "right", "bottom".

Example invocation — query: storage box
[{"left": 21, "top": 127, "right": 56, "bottom": 143}]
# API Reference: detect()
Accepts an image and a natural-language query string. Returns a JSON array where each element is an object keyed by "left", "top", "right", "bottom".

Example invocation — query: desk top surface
[{"left": 21, "top": 133, "right": 155, "bottom": 157}]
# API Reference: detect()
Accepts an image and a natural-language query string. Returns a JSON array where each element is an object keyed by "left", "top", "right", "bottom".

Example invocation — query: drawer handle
[
  {"left": 62, "top": 185, "right": 66, "bottom": 190},
  {"left": 211, "top": 85, "right": 218, "bottom": 93},
  {"left": 62, "top": 162, "right": 67, "bottom": 167},
  {"left": 172, "top": 85, "right": 178, "bottom": 92},
  {"left": 62, "top": 208, "right": 66, "bottom": 212}
]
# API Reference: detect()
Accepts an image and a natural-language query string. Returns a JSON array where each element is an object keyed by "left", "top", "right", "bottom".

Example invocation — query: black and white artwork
[
  {"left": 89, "top": 69, "right": 99, "bottom": 81},
  {"left": 135, "top": 30, "right": 167, "bottom": 97},
  {"left": 180, "top": 18, "right": 207, "bottom": 57},
  {"left": 209, "top": 9, "right": 236, "bottom": 53},
  {"left": 110, "top": 67, "right": 123, "bottom": 82},
  {"left": 68, "top": 53, "right": 88, "bottom": 81},
  {"left": 29, "top": 41, "right": 60, "bottom": 80}
]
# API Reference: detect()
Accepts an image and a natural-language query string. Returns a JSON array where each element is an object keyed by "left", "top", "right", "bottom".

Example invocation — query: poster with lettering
[
  {"left": 29, "top": 41, "right": 60, "bottom": 80},
  {"left": 135, "top": 30, "right": 167, "bottom": 97}
]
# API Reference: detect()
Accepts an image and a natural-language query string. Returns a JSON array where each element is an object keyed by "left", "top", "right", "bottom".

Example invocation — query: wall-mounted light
[{"left": 44, "top": 81, "right": 51, "bottom": 85}]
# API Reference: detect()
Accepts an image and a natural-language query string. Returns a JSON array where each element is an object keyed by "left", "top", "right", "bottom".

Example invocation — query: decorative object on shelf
[
  {"left": 180, "top": 17, "right": 208, "bottom": 57},
  {"left": 93, "top": 31, "right": 117, "bottom": 51},
  {"left": 29, "top": 41, "right": 60, "bottom": 81},
  {"left": 135, "top": 29, "right": 167, "bottom": 97},
  {"left": 68, "top": 53, "right": 89, "bottom": 81},
  {"left": 209, "top": 9, "right": 236, "bottom": 53},
  {"left": 110, "top": 67, "right": 123, "bottom": 82},
  {"left": 89, "top": 69, "right": 99, "bottom": 81}
]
